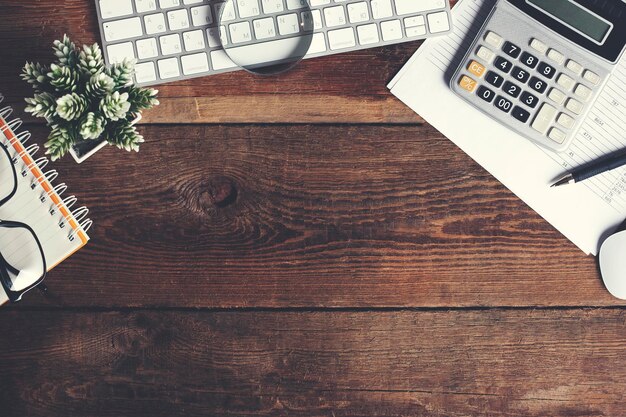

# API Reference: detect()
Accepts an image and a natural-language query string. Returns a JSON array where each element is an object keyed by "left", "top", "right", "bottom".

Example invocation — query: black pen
[{"left": 551, "top": 151, "right": 626, "bottom": 187}]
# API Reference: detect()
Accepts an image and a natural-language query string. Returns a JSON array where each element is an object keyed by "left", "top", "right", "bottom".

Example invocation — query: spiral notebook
[{"left": 0, "top": 95, "right": 92, "bottom": 305}]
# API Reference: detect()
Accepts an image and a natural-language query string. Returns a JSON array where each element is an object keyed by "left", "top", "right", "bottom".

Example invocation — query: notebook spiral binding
[{"left": 0, "top": 95, "right": 93, "bottom": 241}]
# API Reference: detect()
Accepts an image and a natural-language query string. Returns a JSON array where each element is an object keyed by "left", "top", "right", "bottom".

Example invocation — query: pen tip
[{"left": 551, "top": 174, "right": 574, "bottom": 187}]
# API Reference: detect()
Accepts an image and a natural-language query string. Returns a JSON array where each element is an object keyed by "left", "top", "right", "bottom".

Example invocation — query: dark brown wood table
[{"left": 2, "top": 1, "right": 626, "bottom": 416}]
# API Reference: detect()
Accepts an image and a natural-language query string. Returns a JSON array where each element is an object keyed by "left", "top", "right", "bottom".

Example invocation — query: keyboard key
[
  {"left": 301, "top": 9, "right": 322, "bottom": 30},
  {"left": 134, "top": 62, "right": 157, "bottom": 83},
  {"left": 229, "top": 21, "right": 252, "bottom": 43},
  {"left": 548, "top": 127, "right": 566, "bottom": 144},
  {"left": 557, "top": 113, "right": 575, "bottom": 129},
  {"left": 394, "top": 0, "right": 445, "bottom": 15},
  {"left": 484, "top": 31, "right": 503, "bottom": 48},
  {"left": 547, "top": 48, "right": 564, "bottom": 64},
  {"left": 144, "top": 13, "right": 167, "bottom": 35},
  {"left": 308, "top": 32, "right": 327, "bottom": 54},
  {"left": 519, "top": 91, "right": 538, "bottom": 108},
  {"left": 583, "top": 70, "right": 600, "bottom": 85},
  {"left": 107, "top": 42, "right": 135, "bottom": 63},
  {"left": 511, "top": 105, "right": 530, "bottom": 123},
  {"left": 286, "top": 0, "right": 308, "bottom": 10},
  {"left": 210, "top": 49, "right": 237, "bottom": 70},
  {"left": 494, "top": 95, "right": 513, "bottom": 113},
  {"left": 261, "top": 0, "right": 284, "bottom": 13},
  {"left": 574, "top": 84, "right": 592, "bottom": 102},
  {"left": 159, "top": 0, "right": 180, "bottom": 8},
  {"left": 191, "top": 6, "right": 213, "bottom": 27},
  {"left": 135, "top": 0, "right": 157, "bottom": 13},
  {"left": 565, "top": 98, "right": 584, "bottom": 115},
  {"left": 404, "top": 16, "right": 425, "bottom": 27},
  {"left": 537, "top": 62, "right": 555, "bottom": 79},
  {"left": 485, "top": 70, "right": 503, "bottom": 87},
  {"left": 237, "top": 0, "right": 261, "bottom": 18},
  {"left": 157, "top": 57, "right": 180, "bottom": 78},
  {"left": 136, "top": 38, "right": 158, "bottom": 59},
  {"left": 103, "top": 17, "right": 143, "bottom": 42},
  {"left": 467, "top": 60, "right": 485, "bottom": 78},
  {"left": 167, "top": 9, "right": 190, "bottom": 31},
  {"left": 566, "top": 59, "right": 583, "bottom": 75},
  {"left": 183, "top": 29, "right": 205, "bottom": 51},
  {"left": 381, "top": 20, "right": 402, "bottom": 41},
  {"left": 357, "top": 23, "right": 379, "bottom": 45},
  {"left": 181, "top": 52, "right": 209, "bottom": 75},
  {"left": 494, "top": 56, "right": 512, "bottom": 73},
  {"left": 503, "top": 80, "right": 521, "bottom": 98},
  {"left": 531, "top": 103, "right": 557, "bottom": 133},
  {"left": 324, "top": 5, "right": 347, "bottom": 27},
  {"left": 502, "top": 41, "right": 520, "bottom": 58},
  {"left": 370, "top": 0, "right": 393, "bottom": 19},
  {"left": 511, "top": 66, "right": 530, "bottom": 83},
  {"left": 405, "top": 25, "right": 426, "bottom": 37},
  {"left": 159, "top": 33, "right": 182, "bottom": 55},
  {"left": 520, "top": 51, "right": 538, "bottom": 69},
  {"left": 547, "top": 88, "right": 566, "bottom": 105},
  {"left": 476, "top": 46, "right": 495, "bottom": 64},
  {"left": 477, "top": 85, "right": 495, "bottom": 103},
  {"left": 99, "top": 0, "right": 134, "bottom": 19},
  {"left": 458, "top": 75, "right": 477, "bottom": 93},
  {"left": 253, "top": 17, "right": 276, "bottom": 40},
  {"left": 328, "top": 27, "right": 356, "bottom": 49},
  {"left": 426, "top": 11, "right": 450, "bottom": 33},
  {"left": 277, "top": 13, "right": 299, "bottom": 35},
  {"left": 528, "top": 76, "right": 547, "bottom": 93},
  {"left": 529, "top": 38, "right": 547, "bottom": 54},
  {"left": 348, "top": 2, "right": 370, "bottom": 23},
  {"left": 556, "top": 73, "right": 575, "bottom": 91}
]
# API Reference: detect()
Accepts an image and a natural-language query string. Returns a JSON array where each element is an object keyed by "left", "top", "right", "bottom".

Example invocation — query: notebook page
[{"left": 388, "top": 0, "right": 626, "bottom": 255}]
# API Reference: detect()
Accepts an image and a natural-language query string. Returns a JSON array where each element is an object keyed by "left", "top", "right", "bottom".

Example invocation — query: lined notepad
[{"left": 0, "top": 98, "right": 91, "bottom": 305}]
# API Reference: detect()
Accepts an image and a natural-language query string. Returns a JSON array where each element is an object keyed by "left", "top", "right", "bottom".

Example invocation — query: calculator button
[
  {"left": 566, "top": 59, "right": 583, "bottom": 75},
  {"left": 547, "top": 48, "right": 564, "bottom": 64},
  {"left": 520, "top": 51, "right": 538, "bottom": 69},
  {"left": 548, "top": 127, "right": 566, "bottom": 144},
  {"left": 531, "top": 103, "right": 557, "bottom": 133},
  {"left": 477, "top": 85, "right": 495, "bottom": 103},
  {"left": 458, "top": 75, "right": 477, "bottom": 92},
  {"left": 503, "top": 80, "right": 521, "bottom": 98},
  {"left": 494, "top": 56, "right": 512, "bottom": 73},
  {"left": 476, "top": 46, "right": 495, "bottom": 64},
  {"left": 565, "top": 98, "right": 584, "bottom": 115},
  {"left": 484, "top": 30, "right": 503, "bottom": 48},
  {"left": 467, "top": 60, "right": 486, "bottom": 78},
  {"left": 557, "top": 112, "right": 575, "bottom": 129},
  {"left": 537, "top": 62, "right": 556, "bottom": 79},
  {"left": 556, "top": 73, "right": 575, "bottom": 91},
  {"left": 494, "top": 95, "right": 513, "bottom": 113},
  {"left": 502, "top": 41, "right": 521, "bottom": 58},
  {"left": 583, "top": 69, "right": 600, "bottom": 85},
  {"left": 528, "top": 76, "right": 547, "bottom": 93},
  {"left": 520, "top": 91, "right": 538, "bottom": 108},
  {"left": 485, "top": 70, "right": 504, "bottom": 87},
  {"left": 574, "top": 84, "right": 592, "bottom": 101},
  {"left": 511, "top": 66, "right": 530, "bottom": 83},
  {"left": 511, "top": 105, "right": 530, "bottom": 123},
  {"left": 529, "top": 38, "right": 547, "bottom": 54},
  {"left": 547, "top": 88, "right": 566, "bottom": 105}
]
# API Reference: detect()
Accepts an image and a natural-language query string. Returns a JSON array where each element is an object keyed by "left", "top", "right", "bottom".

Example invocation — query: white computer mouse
[{"left": 599, "top": 229, "right": 626, "bottom": 300}]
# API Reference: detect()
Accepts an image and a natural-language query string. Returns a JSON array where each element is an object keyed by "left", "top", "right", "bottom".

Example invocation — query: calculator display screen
[{"left": 526, "top": 0, "right": 612, "bottom": 43}]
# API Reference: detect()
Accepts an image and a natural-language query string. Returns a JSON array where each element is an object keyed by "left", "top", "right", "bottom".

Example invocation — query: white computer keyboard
[{"left": 95, "top": 0, "right": 453, "bottom": 86}]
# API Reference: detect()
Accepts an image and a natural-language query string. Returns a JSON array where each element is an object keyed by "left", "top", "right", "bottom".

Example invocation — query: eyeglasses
[{"left": 0, "top": 141, "right": 46, "bottom": 303}]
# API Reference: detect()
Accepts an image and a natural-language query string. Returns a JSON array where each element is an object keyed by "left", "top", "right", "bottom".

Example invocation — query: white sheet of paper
[{"left": 388, "top": 0, "right": 626, "bottom": 255}]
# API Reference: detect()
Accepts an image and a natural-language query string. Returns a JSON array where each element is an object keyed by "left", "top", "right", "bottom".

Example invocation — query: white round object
[{"left": 599, "top": 230, "right": 626, "bottom": 300}]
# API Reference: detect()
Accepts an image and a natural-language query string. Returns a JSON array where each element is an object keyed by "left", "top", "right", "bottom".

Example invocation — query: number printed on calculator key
[
  {"left": 503, "top": 80, "right": 521, "bottom": 98},
  {"left": 520, "top": 51, "right": 538, "bottom": 69},
  {"left": 477, "top": 85, "right": 495, "bottom": 102},
  {"left": 520, "top": 91, "right": 538, "bottom": 108},
  {"left": 502, "top": 41, "right": 520, "bottom": 58},
  {"left": 511, "top": 66, "right": 529, "bottom": 83},
  {"left": 494, "top": 56, "right": 512, "bottom": 73},
  {"left": 485, "top": 70, "right": 504, "bottom": 87},
  {"left": 529, "top": 76, "right": 547, "bottom": 93},
  {"left": 494, "top": 95, "right": 513, "bottom": 112},
  {"left": 537, "top": 62, "right": 556, "bottom": 79}
]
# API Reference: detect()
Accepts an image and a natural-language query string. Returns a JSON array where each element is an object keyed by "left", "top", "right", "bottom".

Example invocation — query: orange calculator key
[
  {"left": 458, "top": 75, "right": 477, "bottom": 92},
  {"left": 467, "top": 60, "right": 486, "bottom": 77}
]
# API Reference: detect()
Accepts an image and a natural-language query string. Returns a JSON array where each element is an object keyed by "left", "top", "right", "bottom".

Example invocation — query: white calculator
[{"left": 451, "top": 0, "right": 626, "bottom": 152}]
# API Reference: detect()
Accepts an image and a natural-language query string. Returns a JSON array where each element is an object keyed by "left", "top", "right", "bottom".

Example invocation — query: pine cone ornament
[
  {"left": 56, "top": 93, "right": 88, "bottom": 121},
  {"left": 105, "top": 121, "right": 144, "bottom": 152},
  {"left": 128, "top": 87, "right": 160, "bottom": 113},
  {"left": 79, "top": 112, "right": 105, "bottom": 140},
  {"left": 79, "top": 43, "right": 105, "bottom": 76},
  {"left": 21, "top": 62, "right": 49, "bottom": 90},
  {"left": 48, "top": 64, "right": 80, "bottom": 93},
  {"left": 106, "top": 59, "right": 135, "bottom": 88},
  {"left": 86, "top": 72, "right": 115, "bottom": 98},
  {"left": 45, "top": 125, "right": 77, "bottom": 161},
  {"left": 99, "top": 91, "right": 131, "bottom": 121},
  {"left": 52, "top": 34, "right": 78, "bottom": 67},
  {"left": 24, "top": 92, "right": 57, "bottom": 119}
]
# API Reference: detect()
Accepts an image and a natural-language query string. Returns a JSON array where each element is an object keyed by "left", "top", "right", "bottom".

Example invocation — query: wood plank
[
  {"left": 0, "top": 0, "right": 423, "bottom": 124},
  {"left": 13, "top": 124, "right": 616, "bottom": 308},
  {"left": 0, "top": 309, "right": 625, "bottom": 416}
]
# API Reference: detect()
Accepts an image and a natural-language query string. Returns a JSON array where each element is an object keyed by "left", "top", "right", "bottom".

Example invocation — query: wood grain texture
[
  {"left": 1, "top": 309, "right": 625, "bottom": 417},
  {"left": 11, "top": 123, "right": 614, "bottom": 309}
]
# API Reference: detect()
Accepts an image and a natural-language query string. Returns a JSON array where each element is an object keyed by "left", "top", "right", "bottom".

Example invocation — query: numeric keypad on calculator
[{"left": 456, "top": 29, "right": 602, "bottom": 148}]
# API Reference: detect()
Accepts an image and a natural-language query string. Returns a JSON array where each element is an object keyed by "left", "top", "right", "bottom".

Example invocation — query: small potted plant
[{"left": 21, "top": 35, "right": 159, "bottom": 162}]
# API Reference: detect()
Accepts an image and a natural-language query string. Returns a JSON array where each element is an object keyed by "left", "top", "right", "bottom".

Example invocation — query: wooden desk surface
[{"left": 1, "top": 1, "right": 625, "bottom": 416}]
